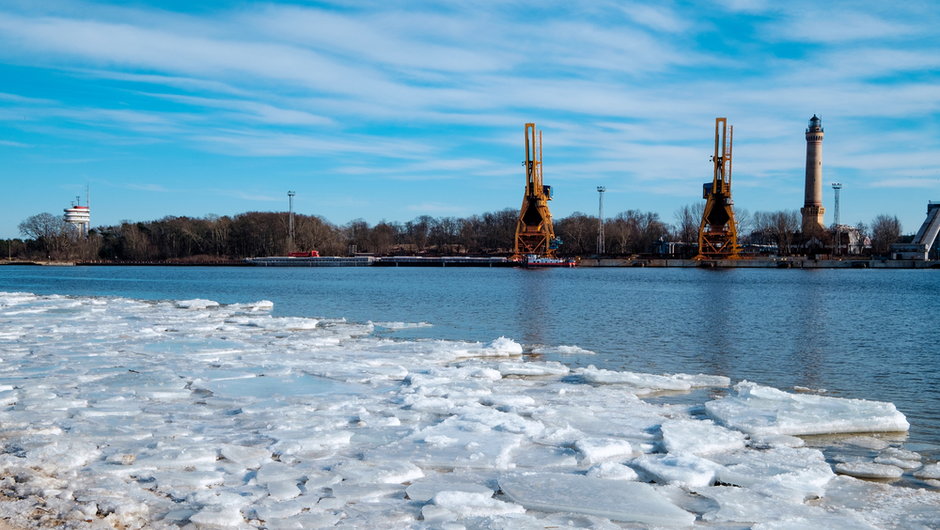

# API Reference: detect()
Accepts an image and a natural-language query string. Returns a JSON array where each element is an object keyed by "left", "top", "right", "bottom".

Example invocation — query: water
[{"left": 2, "top": 265, "right": 938, "bottom": 452}]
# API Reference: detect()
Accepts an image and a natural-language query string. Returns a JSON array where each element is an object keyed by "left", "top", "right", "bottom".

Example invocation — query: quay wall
[{"left": 577, "top": 258, "right": 940, "bottom": 269}]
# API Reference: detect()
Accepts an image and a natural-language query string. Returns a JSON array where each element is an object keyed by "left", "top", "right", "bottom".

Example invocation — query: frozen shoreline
[{"left": 0, "top": 292, "right": 937, "bottom": 528}]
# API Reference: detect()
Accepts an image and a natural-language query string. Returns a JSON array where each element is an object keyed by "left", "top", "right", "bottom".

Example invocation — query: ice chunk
[
  {"left": 834, "top": 462, "right": 904, "bottom": 479},
  {"left": 266, "top": 479, "right": 302, "bottom": 500},
  {"left": 751, "top": 514, "right": 879, "bottom": 530},
  {"left": 575, "top": 366, "right": 691, "bottom": 393},
  {"left": 671, "top": 373, "right": 731, "bottom": 388},
  {"left": 574, "top": 437, "right": 633, "bottom": 465},
  {"left": 705, "top": 382, "right": 910, "bottom": 436},
  {"left": 878, "top": 446, "right": 920, "bottom": 462},
  {"left": 484, "top": 336, "right": 523, "bottom": 356},
  {"left": 496, "top": 361, "right": 570, "bottom": 377},
  {"left": 697, "top": 485, "right": 876, "bottom": 528},
  {"left": 709, "top": 446, "right": 835, "bottom": 502},
  {"left": 586, "top": 462, "right": 639, "bottom": 481},
  {"left": 332, "top": 460, "right": 424, "bottom": 485},
  {"left": 913, "top": 463, "right": 940, "bottom": 480},
  {"left": 532, "top": 344, "right": 596, "bottom": 356},
  {"left": 817, "top": 475, "right": 940, "bottom": 529},
  {"left": 372, "top": 321, "right": 432, "bottom": 329},
  {"left": 421, "top": 490, "right": 524, "bottom": 522},
  {"left": 175, "top": 299, "right": 219, "bottom": 309},
  {"left": 633, "top": 453, "right": 723, "bottom": 487},
  {"left": 188, "top": 504, "right": 244, "bottom": 527},
  {"left": 748, "top": 434, "right": 805, "bottom": 449},
  {"left": 219, "top": 444, "right": 271, "bottom": 468},
  {"left": 660, "top": 419, "right": 746, "bottom": 455},
  {"left": 873, "top": 455, "right": 921, "bottom": 470},
  {"left": 405, "top": 475, "right": 493, "bottom": 502},
  {"left": 498, "top": 472, "right": 695, "bottom": 526}
]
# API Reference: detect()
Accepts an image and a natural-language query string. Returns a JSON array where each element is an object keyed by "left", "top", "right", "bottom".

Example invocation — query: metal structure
[
  {"left": 802, "top": 115, "right": 826, "bottom": 234},
  {"left": 831, "top": 182, "right": 842, "bottom": 226},
  {"left": 831, "top": 182, "right": 843, "bottom": 255},
  {"left": 512, "top": 123, "right": 559, "bottom": 259},
  {"left": 287, "top": 190, "right": 296, "bottom": 251},
  {"left": 891, "top": 202, "right": 940, "bottom": 260},
  {"left": 596, "top": 186, "right": 606, "bottom": 255},
  {"left": 695, "top": 117, "right": 741, "bottom": 260}
]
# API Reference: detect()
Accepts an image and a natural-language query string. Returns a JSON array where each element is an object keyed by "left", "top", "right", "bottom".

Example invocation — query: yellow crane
[
  {"left": 513, "top": 123, "right": 560, "bottom": 260},
  {"left": 695, "top": 117, "right": 741, "bottom": 260}
]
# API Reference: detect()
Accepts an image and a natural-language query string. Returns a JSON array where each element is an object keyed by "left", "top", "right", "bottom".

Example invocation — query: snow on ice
[{"left": 0, "top": 291, "right": 937, "bottom": 529}]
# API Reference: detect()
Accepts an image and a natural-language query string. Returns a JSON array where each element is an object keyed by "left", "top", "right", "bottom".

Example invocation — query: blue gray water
[{"left": 3, "top": 265, "right": 938, "bottom": 451}]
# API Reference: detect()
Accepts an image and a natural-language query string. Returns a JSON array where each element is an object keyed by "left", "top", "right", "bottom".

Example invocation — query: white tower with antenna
[{"left": 63, "top": 187, "right": 90, "bottom": 237}]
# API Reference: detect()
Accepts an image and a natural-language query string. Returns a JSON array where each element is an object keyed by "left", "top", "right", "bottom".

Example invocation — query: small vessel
[{"left": 521, "top": 254, "right": 577, "bottom": 268}]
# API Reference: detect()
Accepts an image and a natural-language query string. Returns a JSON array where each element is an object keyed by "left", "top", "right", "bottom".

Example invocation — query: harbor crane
[
  {"left": 513, "top": 123, "right": 560, "bottom": 259},
  {"left": 695, "top": 117, "right": 741, "bottom": 260}
]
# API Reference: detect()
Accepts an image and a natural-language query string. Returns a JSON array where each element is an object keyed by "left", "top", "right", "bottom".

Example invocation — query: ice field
[{"left": 0, "top": 291, "right": 938, "bottom": 528}]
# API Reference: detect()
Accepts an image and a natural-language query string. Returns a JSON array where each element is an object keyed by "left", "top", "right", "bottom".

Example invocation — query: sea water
[{"left": 2, "top": 265, "right": 938, "bottom": 450}]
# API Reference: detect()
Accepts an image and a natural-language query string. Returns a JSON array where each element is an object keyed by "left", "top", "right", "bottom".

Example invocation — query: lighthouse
[{"left": 801, "top": 115, "right": 825, "bottom": 235}]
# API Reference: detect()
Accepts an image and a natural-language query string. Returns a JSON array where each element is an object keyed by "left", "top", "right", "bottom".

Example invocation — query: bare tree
[
  {"left": 18, "top": 212, "right": 71, "bottom": 258},
  {"left": 674, "top": 203, "right": 705, "bottom": 245},
  {"left": 751, "top": 210, "right": 800, "bottom": 255},
  {"left": 871, "top": 214, "right": 902, "bottom": 256}
]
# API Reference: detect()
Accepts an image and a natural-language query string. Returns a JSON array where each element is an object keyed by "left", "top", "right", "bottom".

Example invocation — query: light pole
[
  {"left": 597, "top": 186, "right": 606, "bottom": 255},
  {"left": 831, "top": 183, "right": 842, "bottom": 255},
  {"left": 288, "top": 190, "right": 296, "bottom": 252}
]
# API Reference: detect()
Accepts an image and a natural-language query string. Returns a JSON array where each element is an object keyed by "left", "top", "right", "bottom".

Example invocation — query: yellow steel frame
[
  {"left": 512, "top": 123, "right": 557, "bottom": 259},
  {"left": 695, "top": 117, "right": 741, "bottom": 260}
]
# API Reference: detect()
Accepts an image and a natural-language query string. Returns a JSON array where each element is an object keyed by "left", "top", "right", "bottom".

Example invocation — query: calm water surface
[{"left": 2, "top": 265, "right": 938, "bottom": 452}]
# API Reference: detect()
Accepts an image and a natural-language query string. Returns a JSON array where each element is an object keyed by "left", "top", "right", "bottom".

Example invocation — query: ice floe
[
  {"left": 705, "top": 381, "right": 911, "bottom": 436},
  {"left": 0, "top": 291, "right": 936, "bottom": 529},
  {"left": 835, "top": 461, "right": 904, "bottom": 479},
  {"left": 499, "top": 472, "right": 696, "bottom": 526}
]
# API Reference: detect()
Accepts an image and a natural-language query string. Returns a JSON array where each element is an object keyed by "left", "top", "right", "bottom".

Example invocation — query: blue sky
[{"left": 1, "top": 0, "right": 938, "bottom": 239}]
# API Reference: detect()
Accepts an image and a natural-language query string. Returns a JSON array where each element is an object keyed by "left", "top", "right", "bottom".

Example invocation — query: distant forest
[{"left": 4, "top": 206, "right": 907, "bottom": 262}]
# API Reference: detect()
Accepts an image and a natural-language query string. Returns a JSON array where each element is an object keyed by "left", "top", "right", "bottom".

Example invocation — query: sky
[{"left": 1, "top": 0, "right": 939, "bottom": 239}]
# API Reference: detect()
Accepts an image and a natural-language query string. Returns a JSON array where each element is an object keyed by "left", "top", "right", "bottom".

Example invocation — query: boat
[{"left": 520, "top": 254, "right": 577, "bottom": 268}]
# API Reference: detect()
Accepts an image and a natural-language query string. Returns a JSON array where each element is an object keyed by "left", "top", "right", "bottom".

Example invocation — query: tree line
[{"left": 5, "top": 206, "right": 908, "bottom": 262}]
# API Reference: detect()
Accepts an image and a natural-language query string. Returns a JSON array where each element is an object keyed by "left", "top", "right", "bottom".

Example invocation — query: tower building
[
  {"left": 64, "top": 195, "right": 90, "bottom": 237},
  {"left": 801, "top": 115, "right": 825, "bottom": 234}
]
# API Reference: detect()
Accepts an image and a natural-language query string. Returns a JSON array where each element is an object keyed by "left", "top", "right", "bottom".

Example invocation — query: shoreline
[{"left": 3, "top": 258, "right": 940, "bottom": 269}]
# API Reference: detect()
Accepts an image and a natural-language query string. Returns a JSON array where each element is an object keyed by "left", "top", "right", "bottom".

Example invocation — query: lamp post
[
  {"left": 831, "top": 182, "right": 842, "bottom": 255},
  {"left": 288, "top": 190, "right": 296, "bottom": 252},
  {"left": 596, "top": 186, "right": 606, "bottom": 255}
]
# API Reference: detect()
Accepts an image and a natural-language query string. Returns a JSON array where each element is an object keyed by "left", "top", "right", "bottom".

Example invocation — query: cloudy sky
[{"left": 1, "top": 0, "right": 938, "bottom": 239}]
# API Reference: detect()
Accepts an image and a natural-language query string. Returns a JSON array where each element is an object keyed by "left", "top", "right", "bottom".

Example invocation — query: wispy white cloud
[
  {"left": 869, "top": 178, "right": 940, "bottom": 189},
  {"left": 0, "top": 0, "right": 937, "bottom": 235}
]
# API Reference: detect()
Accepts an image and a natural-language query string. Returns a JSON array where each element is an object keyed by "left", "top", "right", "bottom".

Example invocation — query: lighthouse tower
[{"left": 801, "top": 115, "right": 825, "bottom": 235}]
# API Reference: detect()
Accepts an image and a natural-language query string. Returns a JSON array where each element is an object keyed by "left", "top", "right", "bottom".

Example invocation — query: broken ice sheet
[
  {"left": 0, "top": 292, "right": 937, "bottom": 529},
  {"left": 499, "top": 472, "right": 695, "bottom": 526},
  {"left": 705, "top": 381, "right": 910, "bottom": 436}
]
